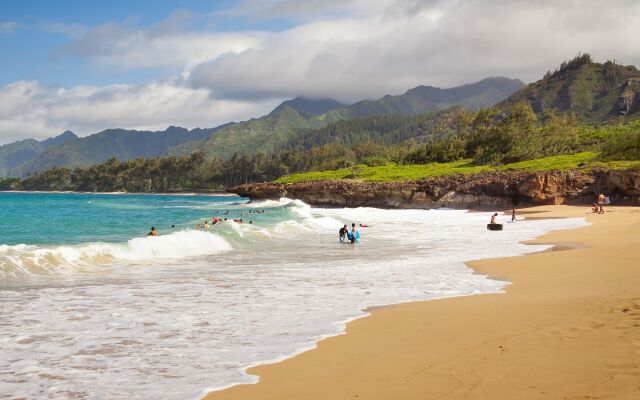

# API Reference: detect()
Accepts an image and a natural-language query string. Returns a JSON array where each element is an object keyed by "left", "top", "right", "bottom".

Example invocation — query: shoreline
[
  {"left": 203, "top": 205, "right": 640, "bottom": 400},
  {"left": 0, "top": 190, "right": 240, "bottom": 197}
]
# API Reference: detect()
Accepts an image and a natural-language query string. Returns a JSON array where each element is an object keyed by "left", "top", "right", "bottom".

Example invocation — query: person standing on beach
[
  {"left": 491, "top": 213, "right": 498, "bottom": 224},
  {"left": 511, "top": 208, "right": 516, "bottom": 222},
  {"left": 597, "top": 193, "right": 605, "bottom": 214}
]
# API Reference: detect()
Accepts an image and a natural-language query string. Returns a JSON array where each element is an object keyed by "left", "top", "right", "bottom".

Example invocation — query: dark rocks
[
  {"left": 617, "top": 79, "right": 640, "bottom": 116},
  {"left": 230, "top": 169, "right": 640, "bottom": 209}
]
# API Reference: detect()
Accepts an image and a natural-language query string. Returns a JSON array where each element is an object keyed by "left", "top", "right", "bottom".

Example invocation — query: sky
[{"left": 1, "top": 0, "right": 640, "bottom": 144}]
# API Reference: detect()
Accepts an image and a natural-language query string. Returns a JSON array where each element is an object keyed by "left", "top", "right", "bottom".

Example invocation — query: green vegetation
[
  {"left": 4, "top": 98, "right": 640, "bottom": 192},
  {"left": 601, "top": 128, "right": 640, "bottom": 160},
  {"left": 184, "top": 77, "right": 524, "bottom": 160},
  {"left": 0, "top": 131, "right": 77, "bottom": 176},
  {"left": 503, "top": 54, "right": 640, "bottom": 123},
  {"left": 0, "top": 153, "right": 215, "bottom": 192},
  {"left": 11, "top": 127, "right": 213, "bottom": 178},
  {"left": 277, "top": 153, "right": 640, "bottom": 183},
  {"left": 2, "top": 55, "right": 639, "bottom": 192},
  {"left": 1, "top": 76, "right": 524, "bottom": 179},
  {"left": 348, "top": 77, "right": 524, "bottom": 117},
  {"left": 195, "top": 107, "right": 348, "bottom": 159}
]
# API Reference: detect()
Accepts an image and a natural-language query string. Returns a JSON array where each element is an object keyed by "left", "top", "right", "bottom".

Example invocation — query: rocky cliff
[{"left": 230, "top": 170, "right": 640, "bottom": 209}]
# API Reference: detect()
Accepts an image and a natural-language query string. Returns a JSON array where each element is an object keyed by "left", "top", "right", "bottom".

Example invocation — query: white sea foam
[
  {"left": 0, "top": 230, "right": 232, "bottom": 279},
  {"left": 246, "top": 197, "right": 294, "bottom": 208},
  {"left": 0, "top": 201, "right": 588, "bottom": 400}
]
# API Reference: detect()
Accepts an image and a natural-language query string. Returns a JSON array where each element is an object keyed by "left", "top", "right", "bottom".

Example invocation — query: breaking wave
[{"left": 0, "top": 230, "right": 232, "bottom": 278}]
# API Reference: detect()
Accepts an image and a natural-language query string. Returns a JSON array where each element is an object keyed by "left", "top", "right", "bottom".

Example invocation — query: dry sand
[{"left": 204, "top": 205, "right": 640, "bottom": 400}]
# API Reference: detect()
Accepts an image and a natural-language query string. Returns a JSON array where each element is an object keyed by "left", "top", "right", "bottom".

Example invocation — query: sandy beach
[{"left": 204, "top": 205, "right": 640, "bottom": 400}]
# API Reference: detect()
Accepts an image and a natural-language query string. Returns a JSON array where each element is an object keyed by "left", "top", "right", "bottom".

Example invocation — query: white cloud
[
  {"left": 0, "top": 19, "right": 86, "bottom": 37},
  {"left": 0, "top": 80, "right": 280, "bottom": 144},
  {"left": 59, "top": 11, "right": 267, "bottom": 74},
  {"left": 36, "top": 21, "right": 87, "bottom": 39},
  {"left": 2, "top": 0, "right": 640, "bottom": 144},
  {"left": 188, "top": 0, "right": 640, "bottom": 102},
  {"left": 0, "top": 21, "right": 25, "bottom": 34},
  {"left": 223, "top": 0, "right": 385, "bottom": 20}
]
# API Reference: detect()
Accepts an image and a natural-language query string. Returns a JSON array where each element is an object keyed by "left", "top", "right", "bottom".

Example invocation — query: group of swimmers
[
  {"left": 196, "top": 217, "right": 253, "bottom": 229},
  {"left": 148, "top": 208, "right": 267, "bottom": 235},
  {"left": 339, "top": 223, "right": 362, "bottom": 244}
]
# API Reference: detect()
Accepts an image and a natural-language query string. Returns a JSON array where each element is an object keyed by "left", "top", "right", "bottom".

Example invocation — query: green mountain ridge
[
  {"left": 6, "top": 77, "right": 524, "bottom": 175},
  {"left": 349, "top": 77, "right": 525, "bottom": 117},
  {"left": 269, "top": 97, "right": 346, "bottom": 117},
  {"left": 501, "top": 54, "right": 640, "bottom": 123},
  {"left": 184, "top": 106, "right": 352, "bottom": 160},
  {"left": 178, "top": 77, "right": 524, "bottom": 160},
  {"left": 11, "top": 127, "right": 214, "bottom": 177},
  {"left": 0, "top": 131, "right": 78, "bottom": 177}
]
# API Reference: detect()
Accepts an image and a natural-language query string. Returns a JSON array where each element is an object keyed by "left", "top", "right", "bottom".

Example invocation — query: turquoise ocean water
[{"left": 0, "top": 192, "right": 249, "bottom": 245}]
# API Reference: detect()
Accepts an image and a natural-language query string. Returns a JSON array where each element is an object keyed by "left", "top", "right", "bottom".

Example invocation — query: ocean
[{"left": 0, "top": 192, "right": 587, "bottom": 399}]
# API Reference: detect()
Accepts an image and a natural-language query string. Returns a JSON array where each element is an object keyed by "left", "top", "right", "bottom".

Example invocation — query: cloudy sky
[{"left": 1, "top": 0, "right": 639, "bottom": 144}]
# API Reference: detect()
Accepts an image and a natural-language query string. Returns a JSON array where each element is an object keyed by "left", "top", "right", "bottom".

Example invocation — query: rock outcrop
[
  {"left": 230, "top": 169, "right": 640, "bottom": 209},
  {"left": 617, "top": 79, "right": 640, "bottom": 116}
]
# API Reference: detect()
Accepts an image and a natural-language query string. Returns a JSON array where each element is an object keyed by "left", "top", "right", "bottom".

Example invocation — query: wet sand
[{"left": 204, "top": 205, "right": 640, "bottom": 400}]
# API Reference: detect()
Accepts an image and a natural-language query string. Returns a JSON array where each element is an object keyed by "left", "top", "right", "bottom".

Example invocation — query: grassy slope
[{"left": 276, "top": 152, "right": 640, "bottom": 183}]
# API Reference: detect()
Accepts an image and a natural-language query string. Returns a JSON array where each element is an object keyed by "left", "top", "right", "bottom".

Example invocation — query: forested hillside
[
  {"left": 3, "top": 77, "right": 521, "bottom": 176},
  {"left": 502, "top": 54, "right": 640, "bottom": 123},
  {"left": 0, "top": 131, "right": 77, "bottom": 176},
  {"left": 11, "top": 127, "right": 215, "bottom": 177},
  {"left": 4, "top": 100, "right": 638, "bottom": 192},
  {"left": 177, "top": 77, "right": 523, "bottom": 160}
]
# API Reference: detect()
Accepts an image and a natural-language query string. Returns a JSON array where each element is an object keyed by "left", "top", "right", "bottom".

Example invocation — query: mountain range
[
  {"left": 171, "top": 77, "right": 525, "bottom": 160},
  {"left": 10, "top": 127, "right": 216, "bottom": 177},
  {"left": 4, "top": 56, "right": 639, "bottom": 178},
  {"left": 349, "top": 77, "right": 524, "bottom": 117},
  {"left": 0, "top": 131, "right": 78, "bottom": 177},
  {"left": 1, "top": 77, "right": 524, "bottom": 177}
]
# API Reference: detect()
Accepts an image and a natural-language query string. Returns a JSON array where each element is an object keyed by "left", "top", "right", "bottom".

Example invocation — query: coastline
[
  {"left": 0, "top": 190, "right": 240, "bottom": 197},
  {"left": 204, "top": 205, "right": 640, "bottom": 400}
]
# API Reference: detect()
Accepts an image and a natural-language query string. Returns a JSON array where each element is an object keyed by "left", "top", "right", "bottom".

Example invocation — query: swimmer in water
[
  {"left": 348, "top": 223, "right": 360, "bottom": 244},
  {"left": 148, "top": 227, "right": 157, "bottom": 236},
  {"left": 339, "top": 224, "right": 347, "bottom": 242}
]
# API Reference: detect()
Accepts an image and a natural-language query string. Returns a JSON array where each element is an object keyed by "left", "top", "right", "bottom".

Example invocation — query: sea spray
[{"left": 0, "top": 230, "right": 232, "bottom": 279}]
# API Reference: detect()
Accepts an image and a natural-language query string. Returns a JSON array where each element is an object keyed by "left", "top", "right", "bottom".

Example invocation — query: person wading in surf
[
  {"left": 348, "top": 223, "right": 360, "bottom": 244},
  {"left": 339, "top": 224, "right": 348, "bottom": 242}
]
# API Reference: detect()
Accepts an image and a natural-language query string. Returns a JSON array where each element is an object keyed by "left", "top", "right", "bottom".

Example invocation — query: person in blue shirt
[{"left": 347, "top": 223, "right": 360, "bottom": 244}]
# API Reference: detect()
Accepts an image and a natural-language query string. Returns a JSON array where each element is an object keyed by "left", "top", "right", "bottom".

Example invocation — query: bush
[{"left": 601, "top": 129, "right": 640, "bottom": 160}]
